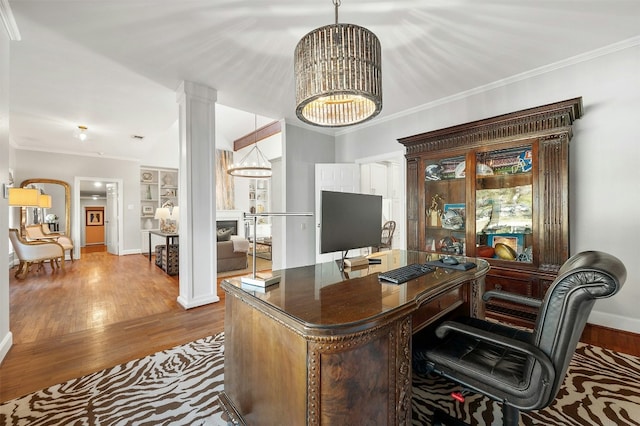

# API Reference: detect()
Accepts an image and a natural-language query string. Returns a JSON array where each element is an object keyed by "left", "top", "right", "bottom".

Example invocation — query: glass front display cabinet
[{"left": 400, "top": 98, "right": 583, "bottom": 326}]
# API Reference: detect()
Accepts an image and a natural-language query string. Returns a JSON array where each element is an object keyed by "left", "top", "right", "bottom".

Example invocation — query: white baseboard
[
  {"left": 589, "top": 310, "right": 640, "bottom": 335},
  {"left": 0, "top": 331, "right": 13, "bottom": 364},
  {"left": 121, "top": 249, "right": 142, "bottom": 256},
  {"left": 177, "top": 294, "right": 221, "bottom": 310}
]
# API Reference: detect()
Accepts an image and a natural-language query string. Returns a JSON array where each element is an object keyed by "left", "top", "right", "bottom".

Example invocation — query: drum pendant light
[{"left": 294, "top": 0, "right": 382, "bottom": 127}]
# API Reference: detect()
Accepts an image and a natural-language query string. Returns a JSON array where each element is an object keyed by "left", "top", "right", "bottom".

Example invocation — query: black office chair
[{"left": 414, "top": 251, "right": 627, "bottom": 426}]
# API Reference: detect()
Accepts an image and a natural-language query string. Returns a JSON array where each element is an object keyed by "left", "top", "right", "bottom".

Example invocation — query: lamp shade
[
  {"left": 154, "top": 207, "right": 171, "bottom": 220},
  {"left": 38, "top": 194, "right": 52, "bottom": 208},
  {"left": 170, "top": 206, "right": 179, "bottom": 221},
  {"left": 8, "top": 187, "right": 40, "bottom": 207},
  {"left": 294, "top": 17, "right": 382, "bottom": 127}
]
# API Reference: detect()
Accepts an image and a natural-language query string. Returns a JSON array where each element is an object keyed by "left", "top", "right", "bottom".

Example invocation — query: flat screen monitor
[{"left": 320, "top": 190, "right": 382, "bottom": 256}]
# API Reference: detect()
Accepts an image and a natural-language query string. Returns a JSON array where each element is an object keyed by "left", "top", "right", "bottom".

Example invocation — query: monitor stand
[{"left": 337, "top": 250, "right": 368, "bottom": 271}]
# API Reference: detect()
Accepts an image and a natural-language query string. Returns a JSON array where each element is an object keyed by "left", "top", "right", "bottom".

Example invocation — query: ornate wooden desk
[{"left": 219, "top": 250, "right": 489, "bottom": 425}]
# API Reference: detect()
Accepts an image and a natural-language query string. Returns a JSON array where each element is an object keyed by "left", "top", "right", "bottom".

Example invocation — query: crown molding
[
  {"left": 0, "top": 0, "right": 21, "bottom": 41},
  {"left": 336, "top": 35, "right": 640, "bottom": 137}
]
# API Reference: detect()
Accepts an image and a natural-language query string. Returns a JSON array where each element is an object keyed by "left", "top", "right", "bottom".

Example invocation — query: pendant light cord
[{"left": 333, "top": 0, "right": 340, "bottom": 24}]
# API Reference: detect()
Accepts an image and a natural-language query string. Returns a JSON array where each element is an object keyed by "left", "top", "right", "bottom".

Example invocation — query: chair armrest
[
  {"left": 435, "top": 320, "right": 555, "bottom": 381},
  {"left": 56, "top": 235, "right": 73, "bottom": 245},
  {"left": 483, "top": 290, "right": 543, "bottom": 309},
  {"left": 19, "top": 240, "right": 65, "bottom": 259}
]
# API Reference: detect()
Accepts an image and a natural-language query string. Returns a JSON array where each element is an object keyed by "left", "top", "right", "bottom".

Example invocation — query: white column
[{"left": 176, "top": 81, "right": 219, "bottom": 308}]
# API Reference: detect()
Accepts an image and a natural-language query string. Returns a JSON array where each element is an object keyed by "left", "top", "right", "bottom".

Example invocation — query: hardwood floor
[
  {"left": 0, "top": 248, "right": 226, "bottom": 402},
  {"left": 1, "top": 248, "right": 639, "bottom": 403}
]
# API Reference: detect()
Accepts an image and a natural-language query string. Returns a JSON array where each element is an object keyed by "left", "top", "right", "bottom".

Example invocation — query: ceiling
[{"left": 7, "top": 1, "right": 640, "bottom": 160}]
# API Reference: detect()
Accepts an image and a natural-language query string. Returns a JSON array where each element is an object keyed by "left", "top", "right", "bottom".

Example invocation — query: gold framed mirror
[{"left": 20, "top": 178, "right": 71, "bottom": 237}]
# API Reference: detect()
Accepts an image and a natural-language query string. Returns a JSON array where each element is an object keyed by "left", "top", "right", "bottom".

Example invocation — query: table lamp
[
  {"left": 154, "top": 207, "right": 171, "bottom": 232},
  {"left": 241, "top": 212, "right": 312, "bottom": 288}
]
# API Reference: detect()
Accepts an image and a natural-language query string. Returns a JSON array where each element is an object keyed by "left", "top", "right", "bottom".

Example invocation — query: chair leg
[
  {"left": 16, "top": 261, "right": 30, "bottom": 279},
  {"left": 50, "top": 259, "right": 56, "bottom": 270},
  {"left": 502, "top": 404, "right": 520, "bottom": 426}
]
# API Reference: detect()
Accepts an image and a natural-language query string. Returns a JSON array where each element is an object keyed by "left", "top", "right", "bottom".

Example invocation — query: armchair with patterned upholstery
[
  {"left": 24, "top": 224, "right": 74, "bottom": 261},
  {"left": 8, "top": 228, "right": 66, "bottom": 279}
]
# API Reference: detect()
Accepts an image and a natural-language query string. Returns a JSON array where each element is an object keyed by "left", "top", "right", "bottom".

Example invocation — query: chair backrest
[
  {"left": 381, "top": 221, "right": 396, "bottom": 245},
  {"left": 532, "top": 251, "right": 626, "bottom": 401},
  {"left": 41, "top": 223, "right": 55, "bottom": 234},
  {"left": 8, "top": 228, "right": 28, "bottom": 259},
  {"left": 25, "top": 224, "right": 47, "bottom": 239}
]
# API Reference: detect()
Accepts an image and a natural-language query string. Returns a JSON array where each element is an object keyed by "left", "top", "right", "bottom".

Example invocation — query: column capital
[{"left": 176, "top": 81, "right": 217, "bottom": 104}]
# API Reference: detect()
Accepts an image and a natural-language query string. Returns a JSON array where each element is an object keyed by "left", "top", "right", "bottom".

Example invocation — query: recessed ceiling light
[{"left": 94, "top": 182, "right": 102, "bottom": 187}]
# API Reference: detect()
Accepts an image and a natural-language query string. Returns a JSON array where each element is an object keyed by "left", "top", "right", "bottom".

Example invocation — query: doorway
[
  {"left": 73, "top": 177, "right": 124, "bottom": 259},
  {"left": 357, "top": 151, "right": 406, "bottom": 252}
]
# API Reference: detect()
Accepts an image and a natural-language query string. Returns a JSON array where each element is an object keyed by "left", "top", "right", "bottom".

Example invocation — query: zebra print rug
[
  {"left": 0, "top": 334, "right": 226, "bottom": 426},
  {"left": 413, "top": 343, "right": 640, "bottom": 425},
  {"left": 1, "top": 333, "right": 639, "bottom": 425}
]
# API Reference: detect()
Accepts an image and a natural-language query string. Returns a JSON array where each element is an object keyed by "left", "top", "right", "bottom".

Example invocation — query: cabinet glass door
[
  {"left": 475, "top": 146, "right": 533, "bottom": 263},
  {"left": 424, "top": 155, "right": 466, "bottom": 255}
]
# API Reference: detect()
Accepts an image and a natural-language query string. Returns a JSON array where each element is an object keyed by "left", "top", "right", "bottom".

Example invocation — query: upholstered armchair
[
  {"left": 8, "top": 228, "right": 66, "bottom": 279},
  {"left": 24, "top": 224, "right": 74, "bottom": 261},
  {"left": 414, "top": 250, "right": 627, "bottom": 426}
]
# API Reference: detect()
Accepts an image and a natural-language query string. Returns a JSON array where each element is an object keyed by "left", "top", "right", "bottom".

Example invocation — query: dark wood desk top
[{"left": 222, "top": 250, "right": 489, "bottom": 336}]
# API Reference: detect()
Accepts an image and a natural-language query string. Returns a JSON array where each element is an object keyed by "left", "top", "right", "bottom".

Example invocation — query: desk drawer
[{"left": 412, "top": 286, "right": 463, "bottom": 332}]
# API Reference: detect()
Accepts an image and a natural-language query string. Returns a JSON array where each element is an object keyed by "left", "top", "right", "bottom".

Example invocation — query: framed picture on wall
[{"left": 86, "top": 209, "right": 104, "bottom": 226}]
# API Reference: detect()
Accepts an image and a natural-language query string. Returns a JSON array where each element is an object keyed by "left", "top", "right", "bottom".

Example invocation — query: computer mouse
[{"left": 442, "top": 256, "right": 459, "bottom": 265}]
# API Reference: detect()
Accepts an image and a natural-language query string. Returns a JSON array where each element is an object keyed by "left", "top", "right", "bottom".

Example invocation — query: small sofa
[{"left": 217, "top": 236, "right": 249, "bottom": 273}]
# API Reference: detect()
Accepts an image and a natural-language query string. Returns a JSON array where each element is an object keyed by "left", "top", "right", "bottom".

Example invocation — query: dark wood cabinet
[{"left": 398, "top": 98, "right": 583, "bottom": 326}]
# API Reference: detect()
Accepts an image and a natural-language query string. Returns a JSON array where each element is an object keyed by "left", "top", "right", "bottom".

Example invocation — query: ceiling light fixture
[
  {"left": 227, "top": 115, "right": 272, "bottom": 178},
  {"left": 294, "top": 0, "right": 382, "bottom": 127},
  {"left": 76, "top": 125, "right": 88, "bottom": 141}
]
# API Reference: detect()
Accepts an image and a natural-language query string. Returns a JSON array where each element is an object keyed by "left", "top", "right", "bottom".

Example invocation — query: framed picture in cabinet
[{"left": 442, "top": 203, "right": 465, "bottom": 230}]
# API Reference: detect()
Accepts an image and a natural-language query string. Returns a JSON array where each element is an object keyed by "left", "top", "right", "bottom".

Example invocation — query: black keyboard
[{"left": 378, "top": 263, "right": 434, "bottom": 284}]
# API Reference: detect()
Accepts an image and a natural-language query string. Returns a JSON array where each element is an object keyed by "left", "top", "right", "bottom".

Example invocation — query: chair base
[
  {"left": 432, "top": 408, "right": 468, "bottom": 426},
  {"left": 503, "top": 404, "right": 520, "bottom": 426}
]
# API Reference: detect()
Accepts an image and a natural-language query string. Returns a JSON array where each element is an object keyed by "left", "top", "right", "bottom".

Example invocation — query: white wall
[
  {"left": 13, "top": 150, "right": 142, "bottom": 254},
  {"left": 145, "top": 120, "right": 180, "bottom": 169},
  {"left": 282, "top": 123, "right": 334, "bottom": 269},
  {"left": 0, "top": 10, "right": 12, "bottom": 363},
  {"left": 336, "top": 43, "right": 640, "bottom": 334}
]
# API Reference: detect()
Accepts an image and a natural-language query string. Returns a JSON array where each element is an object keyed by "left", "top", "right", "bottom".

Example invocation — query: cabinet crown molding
[{"left": 398, "top": 97, "right": 583, "bottom": 155}]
